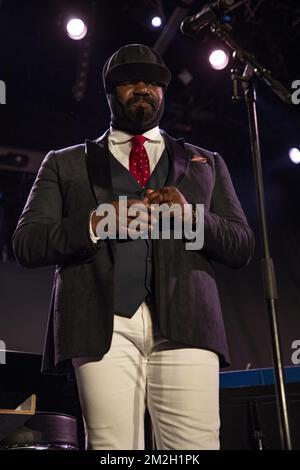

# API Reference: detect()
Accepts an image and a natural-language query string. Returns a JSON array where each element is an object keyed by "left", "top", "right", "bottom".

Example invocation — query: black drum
[{"left": 0, "top": 412, "right": 78, "bottom": 450}]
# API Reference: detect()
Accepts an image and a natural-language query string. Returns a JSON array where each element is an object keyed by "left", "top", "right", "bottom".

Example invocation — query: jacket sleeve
[
  {"left": 202, "top": 152, "right": 255, "bottom": 268},
  {"left": 13, "top": 150, "right": 102, "bottom": 268}
]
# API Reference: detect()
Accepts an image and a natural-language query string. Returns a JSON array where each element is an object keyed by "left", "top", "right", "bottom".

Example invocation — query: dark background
[{"left": 0, "top": 0, "right": 300, "bottom": 370}]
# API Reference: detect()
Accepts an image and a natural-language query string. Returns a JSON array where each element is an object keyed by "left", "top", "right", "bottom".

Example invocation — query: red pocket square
[{"left": 191, "top": 155, "right": 207, "bottom": 163}]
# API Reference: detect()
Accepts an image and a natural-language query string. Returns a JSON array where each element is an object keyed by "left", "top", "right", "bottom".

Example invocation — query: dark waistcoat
[{"left": 109, "top": 148, "right": 169, "bottom": 317}]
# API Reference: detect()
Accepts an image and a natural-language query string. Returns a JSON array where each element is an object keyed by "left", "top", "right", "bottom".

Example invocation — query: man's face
[{"left": 113, "top": 80, "right": 164, "bottom": 127}]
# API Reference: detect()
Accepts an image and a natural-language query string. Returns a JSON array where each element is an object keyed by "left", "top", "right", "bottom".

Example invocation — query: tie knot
[{"left": 131, "top": 135, "right": 147, "bottom": 148}]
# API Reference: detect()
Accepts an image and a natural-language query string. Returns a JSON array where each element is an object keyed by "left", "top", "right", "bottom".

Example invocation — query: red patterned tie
[{"left": 129, "top": 135, "right": 150, "bottom": 187}]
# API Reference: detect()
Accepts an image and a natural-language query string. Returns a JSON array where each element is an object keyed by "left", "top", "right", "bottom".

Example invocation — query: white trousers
[{"left": 72, "top": 302, "right": 220, "bottom": 450}]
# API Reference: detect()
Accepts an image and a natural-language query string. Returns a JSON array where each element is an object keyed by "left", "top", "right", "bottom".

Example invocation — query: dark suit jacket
[{"left": 13, "top": 131, "right": 255, "bottom": 372}]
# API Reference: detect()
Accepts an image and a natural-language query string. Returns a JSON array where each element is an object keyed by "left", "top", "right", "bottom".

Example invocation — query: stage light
[
  {"left": 151, "top": 16, "right": 162, "bottom": 28},
  {"left": 209, "top": 49, "right": 229, "bottom": 70},
  {"left": 125, "top": 0, "right": 165, "bottom": 31},
  {"left": 66, "top": 18, "right": 87, "bottom": 40},
  {"left": 289, "top": 147, "right": 300, "bottom": 164}
]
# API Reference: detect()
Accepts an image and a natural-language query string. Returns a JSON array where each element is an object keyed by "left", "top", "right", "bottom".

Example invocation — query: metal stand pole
[
  {"left": 242, "top": 76, "right": 292, "bottom": 449},
  {"left": 180, "top": 4, "right": 293, "bottom": 449}
]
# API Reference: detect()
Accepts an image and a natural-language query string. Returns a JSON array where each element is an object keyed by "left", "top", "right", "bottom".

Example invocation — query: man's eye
[
  {"left": 122, "top": 80, "right": 138, "bottom": 85},
  {"left": 119, "top": 80, "right": 160, "bottom": 87}
]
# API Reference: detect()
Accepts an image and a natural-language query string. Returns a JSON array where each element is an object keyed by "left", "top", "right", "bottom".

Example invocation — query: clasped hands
[{"left": 91, "top": 186, "right": 193, "bottom": 238}]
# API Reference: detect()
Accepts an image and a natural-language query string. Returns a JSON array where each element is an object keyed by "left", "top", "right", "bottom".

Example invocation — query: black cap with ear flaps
[{"left": 102, "top": 44, "right": 172, "bottom": 93}]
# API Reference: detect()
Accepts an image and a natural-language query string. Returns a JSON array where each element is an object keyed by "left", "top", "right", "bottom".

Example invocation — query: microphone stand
[{"left": 182, "top": 9, "right": 292, "bottom": 450}]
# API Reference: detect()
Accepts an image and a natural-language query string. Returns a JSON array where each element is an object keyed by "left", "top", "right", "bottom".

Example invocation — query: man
[{"left": 13, "top": 44, "right": 254, "bottom": 450}]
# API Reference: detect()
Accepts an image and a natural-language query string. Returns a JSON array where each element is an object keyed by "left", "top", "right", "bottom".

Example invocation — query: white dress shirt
[{"left": 90, "top": 126, "right": 165, "bottom": 242}]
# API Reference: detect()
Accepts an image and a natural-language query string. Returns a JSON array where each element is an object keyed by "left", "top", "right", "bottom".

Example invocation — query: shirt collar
[{"left": 109, "top": 126, "right": 162, "bottom": 145}]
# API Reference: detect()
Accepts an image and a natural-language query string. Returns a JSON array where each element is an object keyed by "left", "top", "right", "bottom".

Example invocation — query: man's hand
[
  {"left": 91, "top": 199, "right": 154, "bottom": 238},
  {"left": 143, "top": 187, "right": 193, "bottom": 223}
]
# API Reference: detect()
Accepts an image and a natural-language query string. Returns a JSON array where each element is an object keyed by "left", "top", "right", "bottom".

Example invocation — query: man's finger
[
  {"left": 127, "top": 199, "right": 150, "bottom": 209},
  {"left": 161, "top": 186, "right": 172, "bottom": 193},
  {"left": 145, "top": 191, "right": 164, "bottom": 203}
]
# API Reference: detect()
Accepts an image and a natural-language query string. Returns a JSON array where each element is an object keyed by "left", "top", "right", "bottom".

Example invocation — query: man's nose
[{"left": 133, "top": 82, "right": 150, "bottom": 94}]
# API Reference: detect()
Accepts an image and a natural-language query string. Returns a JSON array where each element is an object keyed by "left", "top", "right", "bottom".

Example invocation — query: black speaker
[{"left": 220, "top": 383, "right": 300, "bottom": 449}]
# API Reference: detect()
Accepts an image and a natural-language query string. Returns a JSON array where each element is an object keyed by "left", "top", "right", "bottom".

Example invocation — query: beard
[{"left": 108, "top": 93, "right": 165, "bottom": 134}]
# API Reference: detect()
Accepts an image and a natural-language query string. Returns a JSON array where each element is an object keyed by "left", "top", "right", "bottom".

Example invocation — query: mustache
[{"left": 127, "top": 95, "right": 156, "bottom": 107}]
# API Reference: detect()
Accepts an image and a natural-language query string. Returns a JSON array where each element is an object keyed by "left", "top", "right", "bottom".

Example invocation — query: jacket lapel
[
  {"left": 162, "top": 131, "right": 190, "bottom": 186},
  {"left": 85, "top": 131, "right": 116, "bottom": 259},
  {"left": 85, "top": 131, "right": 113, "bottom": 205}
]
